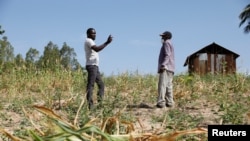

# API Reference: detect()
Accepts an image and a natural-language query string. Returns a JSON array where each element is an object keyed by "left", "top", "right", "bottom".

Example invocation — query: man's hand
[
  {"left": 159, "top": 68, "right": 165, "bottom": 73},
  {"left": 105, "top": 35, "right": 113, "bottom": 44},
  {"left": 159, "top": 65, "right": 166, "bottom": 73}
]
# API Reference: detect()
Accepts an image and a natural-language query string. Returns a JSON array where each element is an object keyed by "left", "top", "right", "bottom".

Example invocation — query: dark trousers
[{"left": 86, "top": 65, "right": 104, "bottom": 109}]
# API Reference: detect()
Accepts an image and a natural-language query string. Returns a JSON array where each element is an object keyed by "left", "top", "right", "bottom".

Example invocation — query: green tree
[
  {"left": 15, "top": 54, "right": 25, "bottom": 68},
  {"left": 60, "top": 42, "right": 76, "bottom": 70},
  {"left": 0, "top": 36, "right": 15, "bottom": 65},
  {"left": 26, "top": 48, "right": 39, "bottom": 63},
  {"left": 0, "top": 36, "right": 15, "bottom": 72},
  {"left": 38, "top": 41, "right": 60, "bottom": 70},
  {"left": 71, "top": 58, "right": 82, "bottom": 71},
  {"left": 0, "top": 25, "right": 4, "bottom": 35},
  {"left": 25, "top": 48, "right": 39, "bottom": 68},
  {"left": 239, "top": 4, "right": 250, "bottom": 33}
]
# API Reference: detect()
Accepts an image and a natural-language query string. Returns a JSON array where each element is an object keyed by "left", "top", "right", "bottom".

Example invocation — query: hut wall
[
  {"left": 188, "top": 53, "right": 236, "bottom": 75},
  {"left": 225, "top": 54, "right": 236, "bottom": 73}
]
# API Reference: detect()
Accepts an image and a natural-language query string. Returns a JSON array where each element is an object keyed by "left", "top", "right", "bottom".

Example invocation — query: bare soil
[{"left": 1, "top": 96, "right": 249, "bottom": 139}]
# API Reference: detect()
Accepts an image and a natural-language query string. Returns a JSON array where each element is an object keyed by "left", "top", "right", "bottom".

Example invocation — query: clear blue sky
[{"left": 0, "top": 0, "right": 249, "bottom": 76}]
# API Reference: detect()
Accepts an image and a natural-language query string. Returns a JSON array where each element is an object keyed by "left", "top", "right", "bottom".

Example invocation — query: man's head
[
  {"left": 160, "top": 31, "right": 172, "bottom": 40},
  {"left": 86, "top": 28, "right": 96, "bottom": 40}
]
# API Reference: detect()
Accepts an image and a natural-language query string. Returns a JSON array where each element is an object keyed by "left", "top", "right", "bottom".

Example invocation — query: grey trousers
[
  {"left": 86, "top": 65, "right": 104, "bottom": 109},
  {"left": 157, "top": 70, "right": 174, "bottom": 106}
]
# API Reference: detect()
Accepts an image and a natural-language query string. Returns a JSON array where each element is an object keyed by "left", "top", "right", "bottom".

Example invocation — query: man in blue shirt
[{"left": 156, "top": 31, "right": 175, "bottom": 108}]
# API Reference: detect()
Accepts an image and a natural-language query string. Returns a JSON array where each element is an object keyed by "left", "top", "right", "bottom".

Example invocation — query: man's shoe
[
  {"left": 156, "top": 104, "right": 165, "bottom": 108},
  {"left": 166, "top": 104, "right": 174, "bottom": 108}
]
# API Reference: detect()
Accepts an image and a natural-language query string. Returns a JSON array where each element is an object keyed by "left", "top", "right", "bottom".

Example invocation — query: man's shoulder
[
  {"left": 85, "top": 38, "right": 93, "bottom": 42},
  {"left": 165, "top": 40, "right": 173, "bottom": 47},
  {"left": 85, "top": 38, "right": 95, "bottom": 47}
]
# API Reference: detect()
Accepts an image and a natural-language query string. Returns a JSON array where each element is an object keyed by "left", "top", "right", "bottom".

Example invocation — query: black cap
[{"left": 160, "top": 31, "right": 172, "bottom": 39}]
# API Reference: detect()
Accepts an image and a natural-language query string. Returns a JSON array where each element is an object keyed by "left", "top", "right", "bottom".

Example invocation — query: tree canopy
[
  {"left": 0, "top": 26, "right": 5, "bottom": 35},
  {"left": 0, "top": 33, "right": 82, "bottom": 73},
  {"left": 239, "top": 4, "right": 250, "bottom": 33}
]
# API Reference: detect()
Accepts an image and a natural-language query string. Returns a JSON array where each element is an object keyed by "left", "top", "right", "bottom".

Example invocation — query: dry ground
[
  {"left": 0, "top": 96, "right": 225, "bottom": 136},
  {"left": 1, "top": 91, "right": 250, "bottom": 141}
]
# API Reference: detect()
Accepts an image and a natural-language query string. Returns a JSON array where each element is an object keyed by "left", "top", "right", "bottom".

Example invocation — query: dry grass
[{"left": 0, "top": 69, "right": 250, "bottom": 140}]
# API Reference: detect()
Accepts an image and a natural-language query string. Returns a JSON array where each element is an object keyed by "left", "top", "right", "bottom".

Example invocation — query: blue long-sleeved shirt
[{"left": 158, "top": 39, "right": 175, "bottom": 73}]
